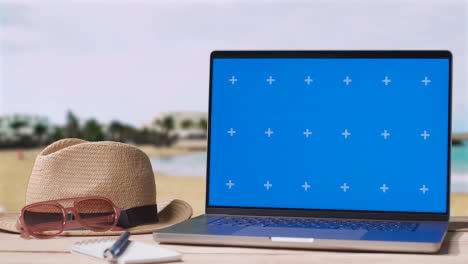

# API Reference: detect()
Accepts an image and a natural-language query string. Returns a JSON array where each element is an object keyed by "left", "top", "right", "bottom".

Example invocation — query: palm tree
[
  {"left": 51, "top": 126, "right": 65, "bottom": 142},
  {"left": 10, "top": 119, "right": 27, "bottom": 143},
  {"left": 198, "top": 118, "right": 208, "bottom": 132},
  {"left": 65, "top": 111, "right": 80, "bottom": 138},
  {"left": 82, "top": 119, "right": 104, "bottom": 142},
  {"left": 108, "top": 120, "right": 125, "bottom": 142},
  {"left": 181, "top": 119, "right": 194, "bottom": 130},
  {"left": 121, "top": 124, "right": 138, "bottom": 143},
  {"left": 0, "top": 118, "right": 4, "bottom": 144},
  {"left": 33, "top": 123, "right": 47, "bottom": 146},
  {"left": 155, "top": 116, "right": 175, "bottom": 146}
]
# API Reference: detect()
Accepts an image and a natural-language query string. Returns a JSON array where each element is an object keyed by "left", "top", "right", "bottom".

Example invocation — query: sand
[
  {"left": 1, "top": 146, "right": 467, "bottom": 217},
  {"left": 0, "top": 148, "right": 39, "bottom": 213}
]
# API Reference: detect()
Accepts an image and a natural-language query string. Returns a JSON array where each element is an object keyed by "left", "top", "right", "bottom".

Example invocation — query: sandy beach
[{"left": 0, "top": 146, "right": 467, "bottom": 217}]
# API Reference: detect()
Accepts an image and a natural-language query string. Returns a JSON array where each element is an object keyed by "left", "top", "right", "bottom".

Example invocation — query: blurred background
[{"left": 0, "top": 0, "right": 467, "bottom": 216}]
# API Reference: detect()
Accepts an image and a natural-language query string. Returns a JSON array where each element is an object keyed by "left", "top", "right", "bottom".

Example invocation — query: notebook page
[{"left": 72, "top": 239, "right": 182, "bottom": 264}]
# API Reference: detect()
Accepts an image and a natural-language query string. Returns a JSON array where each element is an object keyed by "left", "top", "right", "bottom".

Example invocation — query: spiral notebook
[{"left": 71, "top": 238, "right": 182, "bottom": 264}]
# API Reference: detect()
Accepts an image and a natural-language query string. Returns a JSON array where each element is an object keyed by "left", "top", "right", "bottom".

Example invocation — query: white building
[
  {"left": 144, "top": 111, "right": 207, "bottom": 139},
  {"left": 0, "top": 114, "right": 52, "bottom": 142}
]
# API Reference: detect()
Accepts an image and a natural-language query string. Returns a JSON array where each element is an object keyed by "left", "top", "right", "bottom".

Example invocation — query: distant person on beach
[{"left": 16, "top": 150, "right": 24, "bottom": 160}]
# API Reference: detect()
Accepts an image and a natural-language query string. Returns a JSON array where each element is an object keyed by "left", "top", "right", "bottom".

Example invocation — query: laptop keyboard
[{"left": 210, "top": 216, "right": 418, "bottom": 232}]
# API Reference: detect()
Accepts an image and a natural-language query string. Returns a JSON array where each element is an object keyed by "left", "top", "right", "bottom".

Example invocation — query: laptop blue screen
[{"left": 208, "top": 57, "right": 450, "bottom": 213}]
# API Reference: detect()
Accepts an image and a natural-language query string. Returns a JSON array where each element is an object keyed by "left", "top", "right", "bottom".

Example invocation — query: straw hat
[{"left": 0, "top": 138, "right": 193, "bottom": 236}]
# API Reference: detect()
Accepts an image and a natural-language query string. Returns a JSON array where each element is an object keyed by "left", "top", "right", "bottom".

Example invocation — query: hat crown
[{"left": 26, "top": 138, "right": 156, "bottom": 210}]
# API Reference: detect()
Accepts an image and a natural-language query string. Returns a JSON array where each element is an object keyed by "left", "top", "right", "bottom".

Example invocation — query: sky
[{"left": 0, "top": 0, "right": 467, "bottom": 132}]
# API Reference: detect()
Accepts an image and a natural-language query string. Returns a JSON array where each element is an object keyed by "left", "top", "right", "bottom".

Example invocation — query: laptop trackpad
[{"left": 232, "top": 227, "right": 367, "bottom": 240}]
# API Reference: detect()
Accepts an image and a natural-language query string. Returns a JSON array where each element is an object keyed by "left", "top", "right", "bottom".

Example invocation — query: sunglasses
[{"left": 16, "top": 196, "right": 123, "bottom": 239}]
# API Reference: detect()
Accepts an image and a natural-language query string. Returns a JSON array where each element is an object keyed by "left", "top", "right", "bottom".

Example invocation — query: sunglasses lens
[
  {"left": 23, "top": 204, "right": 63, "bottom": 238},
  {"left": 75, "top": 199, "right": 116, "bottom": 231}
]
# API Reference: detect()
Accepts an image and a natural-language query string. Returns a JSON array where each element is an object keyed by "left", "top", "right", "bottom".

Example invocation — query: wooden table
[{"left": 2, "top": 217, "right": 468, "bottom": 264}]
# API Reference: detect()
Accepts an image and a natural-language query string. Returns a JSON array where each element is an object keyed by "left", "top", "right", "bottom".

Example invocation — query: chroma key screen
[{"left": 208, "top": 55, "right": 450, "bottom": 213}]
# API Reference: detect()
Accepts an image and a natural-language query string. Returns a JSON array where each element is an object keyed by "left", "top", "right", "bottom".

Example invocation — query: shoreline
[{"left": 138, "top": 140, "right": 207, "bottom": 157}]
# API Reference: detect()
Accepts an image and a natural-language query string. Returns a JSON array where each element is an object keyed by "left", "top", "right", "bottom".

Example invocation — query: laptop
[{"left": 154, "top": 51, "right": 452, "bottom": 253}]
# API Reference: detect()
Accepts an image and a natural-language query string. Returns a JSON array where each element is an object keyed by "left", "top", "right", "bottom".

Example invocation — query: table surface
[{"left": 2, "top": 217, "right": 468, "bottom": 264}]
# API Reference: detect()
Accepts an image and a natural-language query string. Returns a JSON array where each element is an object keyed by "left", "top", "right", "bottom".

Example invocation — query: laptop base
[{"left": 153, "top": 214, "right": 448, "bottom": 253}]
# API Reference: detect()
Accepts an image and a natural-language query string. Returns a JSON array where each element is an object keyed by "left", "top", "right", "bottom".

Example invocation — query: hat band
[{"left": 117, "top": 204, "right": 159, "bottom": 228}]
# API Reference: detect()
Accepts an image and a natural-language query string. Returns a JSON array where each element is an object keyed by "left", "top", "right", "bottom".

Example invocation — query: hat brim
[{"left": 0, "top": 199, "right": 192, "bottom": 236}]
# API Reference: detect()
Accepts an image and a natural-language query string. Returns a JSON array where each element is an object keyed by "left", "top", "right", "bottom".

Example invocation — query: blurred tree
[
  {"left": 82, "top": 119, "right": 104, "bottom": 142},
  {"left": 10, "top": 119, "right": 27, "bottom": 142},
  {"left": 198, "top": 118, "right": 208, "bottom": 133},
  {"left": 155, "top": 115, "right": 175, "bottom": 146},
  {"left": 65, "top": 111, "right": 80, "bottom": 138},
  {"left": 181, "top": 119, "right": 194, "bottom": 130},
  {"left": 136, "top": 128, "right": 162, "bottom": 145},
  {"left": 159, "top": 116, "right": 175, "bottom": 132},
  {"left": 121, "top": 124, "right": 138, "bottom": 143},
  {"left": 134, "top": 127, "right": 150, "bottom": 144},
  {"left": 50, "top": 126, "right": 65, "bottom": 142},
  {"left": 33, "top": 123, "right": 47, "bottom": 146},
  {"left": 108, "top": 120, "right": 125, "bottom": 142}
]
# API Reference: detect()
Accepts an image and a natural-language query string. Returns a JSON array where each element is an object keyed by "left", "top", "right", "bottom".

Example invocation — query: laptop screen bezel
[{"left": 205, "top": 50, "right": 452, "bottom": 221}]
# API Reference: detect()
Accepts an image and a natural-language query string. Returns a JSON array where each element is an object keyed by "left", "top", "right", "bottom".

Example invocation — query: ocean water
[
  {"left": 452, "top": 143, "right": 468, "bottom": 192},
  {"left": 150, "top": 144, "right": 468, "bottom": 192},
  {"left": 150, "top": 154, "right": 207, "bottom": 177}
]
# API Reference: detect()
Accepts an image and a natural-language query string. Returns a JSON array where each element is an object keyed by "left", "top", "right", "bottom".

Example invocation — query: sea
[
  {"left": 150, "top": 154, "right": 207, "bottom": 177},
  {"left": 150, "top": 143, "right": 468, "bottom": 193},
  {"left": 452, "top": 143, "right": 468, "bottom": 192}
]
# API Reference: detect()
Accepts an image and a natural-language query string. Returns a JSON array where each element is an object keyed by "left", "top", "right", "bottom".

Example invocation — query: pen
[{"left": 103, "top": 231, "right": 131, "bottom": 260}]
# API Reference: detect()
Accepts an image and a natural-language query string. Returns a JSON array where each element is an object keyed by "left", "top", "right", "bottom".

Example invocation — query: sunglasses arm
[{"left": 15, "top": 218, "right": 32, "bottom": 239}]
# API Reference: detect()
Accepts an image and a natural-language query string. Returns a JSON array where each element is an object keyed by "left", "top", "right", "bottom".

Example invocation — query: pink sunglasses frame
[{"left": 16, "top": 196, "right": 122, "bottom": 239}]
